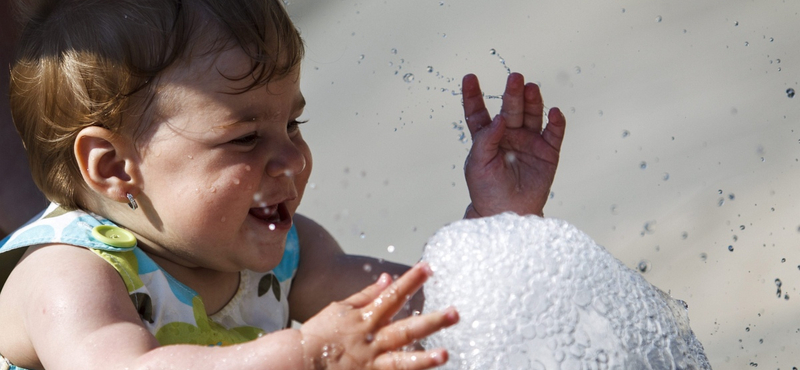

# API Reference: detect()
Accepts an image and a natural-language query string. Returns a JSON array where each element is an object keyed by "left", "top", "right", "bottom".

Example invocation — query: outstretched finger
[
  {"left": 373, "top": 307, "right": 459, "bottom": 352},
  {"left": 373, "top": 349, "right": 449, "bottom": 370},
  {"left": 522, "top": 82, "right": 545, "bottom": 132},
  {"left": 462, "top": 74, "right": 492, "bottom": 137},
  {"left": 500, "top": 72, "right": 525, "bottom": 129},
  {"left": 468, "top": 114, "right": 506, "bottom": 167},
  {"left": 542, "top": 107, "right": 566, "bottom": 151},
  {"left": 365, "top": 263, "right": 432, "bottom": 324},
  {"left": 343, "top": 273, "right": 393, "bottom": 308}
]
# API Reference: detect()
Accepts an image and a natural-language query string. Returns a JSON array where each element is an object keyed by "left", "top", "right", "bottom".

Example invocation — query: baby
[{"left": 0, "top": 0, "right": 565, "bottom": 369}]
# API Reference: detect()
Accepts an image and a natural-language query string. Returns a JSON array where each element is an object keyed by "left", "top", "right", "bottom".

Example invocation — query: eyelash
[
  {"left": 288, "top": 119, "right": 308, "bottom": 132},
  {"left": 229, "top": 120, "right": 308, "bottom": 146}
]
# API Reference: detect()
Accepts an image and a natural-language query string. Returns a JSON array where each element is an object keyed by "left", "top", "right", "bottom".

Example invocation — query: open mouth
[{"left": 249, "top": 202, "right": 292, "bottom": 228}]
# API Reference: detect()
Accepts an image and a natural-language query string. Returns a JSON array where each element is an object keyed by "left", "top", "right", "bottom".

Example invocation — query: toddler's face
[{"left": 132, "top": 46, "right": 311, "bottom": 273}]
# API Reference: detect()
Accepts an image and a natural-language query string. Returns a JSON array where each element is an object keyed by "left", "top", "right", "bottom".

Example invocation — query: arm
[
  {"left": 0, "top": 243, "right": 452, "bottom": 370},
  {"left": 0, "top": 244, "right": 306, "bottom": 370},
  {"left": 290, "top": 214, "right": 424, "bottom": 322},
  {"left": 462, "top": 72, "right": 566, "bottom": 218}
]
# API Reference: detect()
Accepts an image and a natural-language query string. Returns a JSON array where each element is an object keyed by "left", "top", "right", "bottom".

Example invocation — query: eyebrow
[{"left": 217, "top": 93, "right": 306, "bottom": 129}]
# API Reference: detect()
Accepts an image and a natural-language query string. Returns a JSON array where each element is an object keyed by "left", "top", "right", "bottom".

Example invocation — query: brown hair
[{"left": 9, "top": 0, "right": 304, "bottom": 210}]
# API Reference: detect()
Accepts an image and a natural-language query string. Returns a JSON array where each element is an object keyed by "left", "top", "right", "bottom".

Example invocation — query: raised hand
[
  {"left": 299, "top": 263, "right": 459, "bottom": 369},
  {"left": 462, "top": 72, "right": 566, "bottom": 218}
]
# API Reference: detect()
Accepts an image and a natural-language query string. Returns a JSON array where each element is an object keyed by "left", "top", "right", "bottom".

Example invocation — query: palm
[{"left": 462, "top": 73, "right": 565, "bottom": 218}]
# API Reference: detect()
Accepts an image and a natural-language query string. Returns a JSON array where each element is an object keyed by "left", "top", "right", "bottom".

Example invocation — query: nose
[{"left": 266, "top": 140, "right": 306, "bottom": 178}]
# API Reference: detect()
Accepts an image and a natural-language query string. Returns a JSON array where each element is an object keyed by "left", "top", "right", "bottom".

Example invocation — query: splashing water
[
  {"left": 421, "top": 213, "right": 710, "bottom": 369},
  {"left": 488, "top": 48, "right": 512, "bottom": 75}
]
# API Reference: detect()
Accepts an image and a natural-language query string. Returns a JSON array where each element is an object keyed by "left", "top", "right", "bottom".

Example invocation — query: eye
[
  {"left": 229, "top": 132, "right": 259, "bottom": 146},
  {"left": 288, "top": 119, "right": 308, "bottom": 133}
]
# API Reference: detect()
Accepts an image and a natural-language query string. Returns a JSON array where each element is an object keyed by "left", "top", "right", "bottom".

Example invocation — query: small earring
[{"left": 127, "top": 193, "right": 138, "bottom": 210}]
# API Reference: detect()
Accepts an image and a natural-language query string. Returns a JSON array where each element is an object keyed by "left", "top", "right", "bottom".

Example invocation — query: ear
[{"left": 74, "top": 126, "right": 139, "bottom": 205}]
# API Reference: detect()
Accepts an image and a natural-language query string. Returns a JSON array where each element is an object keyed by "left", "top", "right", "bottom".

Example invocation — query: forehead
[{"left": 155, "top": 45, "right": 303, "bottom": 116}]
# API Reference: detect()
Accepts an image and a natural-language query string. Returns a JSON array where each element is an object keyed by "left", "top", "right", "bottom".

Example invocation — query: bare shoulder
[
  {"left": 0, "top": 244, "right": 154, "bottom": 369},
  {"left": 293, "top": 213, "right": 340, "bottom": 252}
]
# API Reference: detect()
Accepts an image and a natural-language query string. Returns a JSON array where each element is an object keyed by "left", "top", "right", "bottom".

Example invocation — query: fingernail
[
  {"left": 430, "top": 350, "right": 447, "bottom": 365},
  {"left": 418, "top": 262, "right": 433, "bottom": 276},
  {"left": 445, "top": 306, "right": 459, "bottom": 322},
  {"left": 378, "top": 273, "right": 391, "bottom": 285}
]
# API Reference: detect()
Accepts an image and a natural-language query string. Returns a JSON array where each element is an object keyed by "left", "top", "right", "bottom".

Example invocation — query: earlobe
[{"left": 74, "top": 127, "right": 139, "bottom": 205}]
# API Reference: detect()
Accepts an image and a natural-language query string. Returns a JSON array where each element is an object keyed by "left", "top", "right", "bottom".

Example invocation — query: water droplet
[
  {"left": 745, "top": 327, "right": 750, "bottom": 332},
  {"left": 387, "top": 245, "right": 395, "bottom": 253},
  {"left": 734, "top": 21, "right": 739, "bottom": 26},
  {"left": 439, "top": 1, "right": 444, "bottom": 5},
  {"left": 621, "top": 8, "right": 626, "bottom": 13},
  {"left": 505, "top": 152, "right": 517, "bottom": 164},
  {"left": 787, "top": 88, "right": 795, "bottom": 98},
  {"left": 744, "top": 41, "right": 749, "bottom": 46},
  {"left": 575, "top": 66, "right": 581, "bottom": 74},
  {"left": 781, "top": 258, "right": 786, "bottom": 263},
  {"left": 640, "top": 161, "right": 647, "bottom": 169},
  {"left": 662, "top": 172, "right": 670, "bottom": 181},
  {"left": 622, "top": 130, "right": 630, "bottom": 138},
  {"left": 403, "top": 73, "right": 415, "bottom": 83},
  {"left": 728, "top": 193, "right": 736, "bottom": 200},
  {"left": 655, "top": 15, "right": 662, "bottom": 23},
  {"left": 769, "top": 37, "right": 774, "bottom": 42},
  {"left": 427, "top": 66, "right": 434, "bottom": 73},
  {"left": 637, "top": 260, "right": 651, "bottom": 273},
  {"left": 360, "top": 232, "right": 366, "bottom": 239},
  {"left": 363, "top": 263, "right": 372, "bottom": 272},
  {"left": 718, "top": 189, "right": 723, "bottom": 194},
  {"left": 598, "top": 110, "right": 604, "bottom": 116},
  {"left": 268, "top": 224, "right": 276, "bottom": 231},
  {"left": 700, "top": 253, "right": 708, "bottom": 261},
  {"left": 643, "top": 221, "right": 656, "bottom": 234},
  {"left": 489, "top": 48, "right": 497, "bottom": 55},
  {"left": 728, "top": 245, "right": 734, "bottom": 252},
  {"left": 391, "top": 48, "right": 398, "bottom": 54},
  {"left": 740, "top": 225, "right": 745, "bottom": 230},
  {"left": 682, "top": 232, "right": 689, "bottom": 240}
]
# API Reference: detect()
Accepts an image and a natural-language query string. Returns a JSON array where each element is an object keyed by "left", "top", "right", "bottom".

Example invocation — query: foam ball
[{"left": 421, "top": 213, "right": 710, "bottom": 369}]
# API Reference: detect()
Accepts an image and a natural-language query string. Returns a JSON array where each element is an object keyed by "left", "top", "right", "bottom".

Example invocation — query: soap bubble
[{"left": 421, "top": 213, "right": 710, "bottom": 369}]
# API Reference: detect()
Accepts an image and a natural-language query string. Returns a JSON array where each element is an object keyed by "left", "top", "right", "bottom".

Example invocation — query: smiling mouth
[{"left": 249, "top": 202, "right": 292, "bottom": 227}]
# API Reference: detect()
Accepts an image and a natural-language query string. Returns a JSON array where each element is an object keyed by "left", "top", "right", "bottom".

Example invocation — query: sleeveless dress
[{"left": 0, "top": 203, "right": 300, "bottom": 370}]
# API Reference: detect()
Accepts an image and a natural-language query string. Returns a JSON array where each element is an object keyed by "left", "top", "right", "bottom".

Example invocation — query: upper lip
[{"left": 251, "top": 189, "right": 297, "bottom": 210}]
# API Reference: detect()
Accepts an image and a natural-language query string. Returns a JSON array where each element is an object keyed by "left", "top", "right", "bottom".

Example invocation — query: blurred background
[{"left": 288, "top": 0, "right": 800, "bottom": 368}]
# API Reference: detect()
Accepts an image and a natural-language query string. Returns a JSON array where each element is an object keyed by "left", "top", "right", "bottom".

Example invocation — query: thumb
[{"left": 469, "top": 114, "right": 505, "bottom": 166}]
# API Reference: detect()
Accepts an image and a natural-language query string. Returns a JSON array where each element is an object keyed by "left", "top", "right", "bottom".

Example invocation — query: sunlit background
[{"left": 288, "top": 0, "right": 800, "bottom": 367}]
